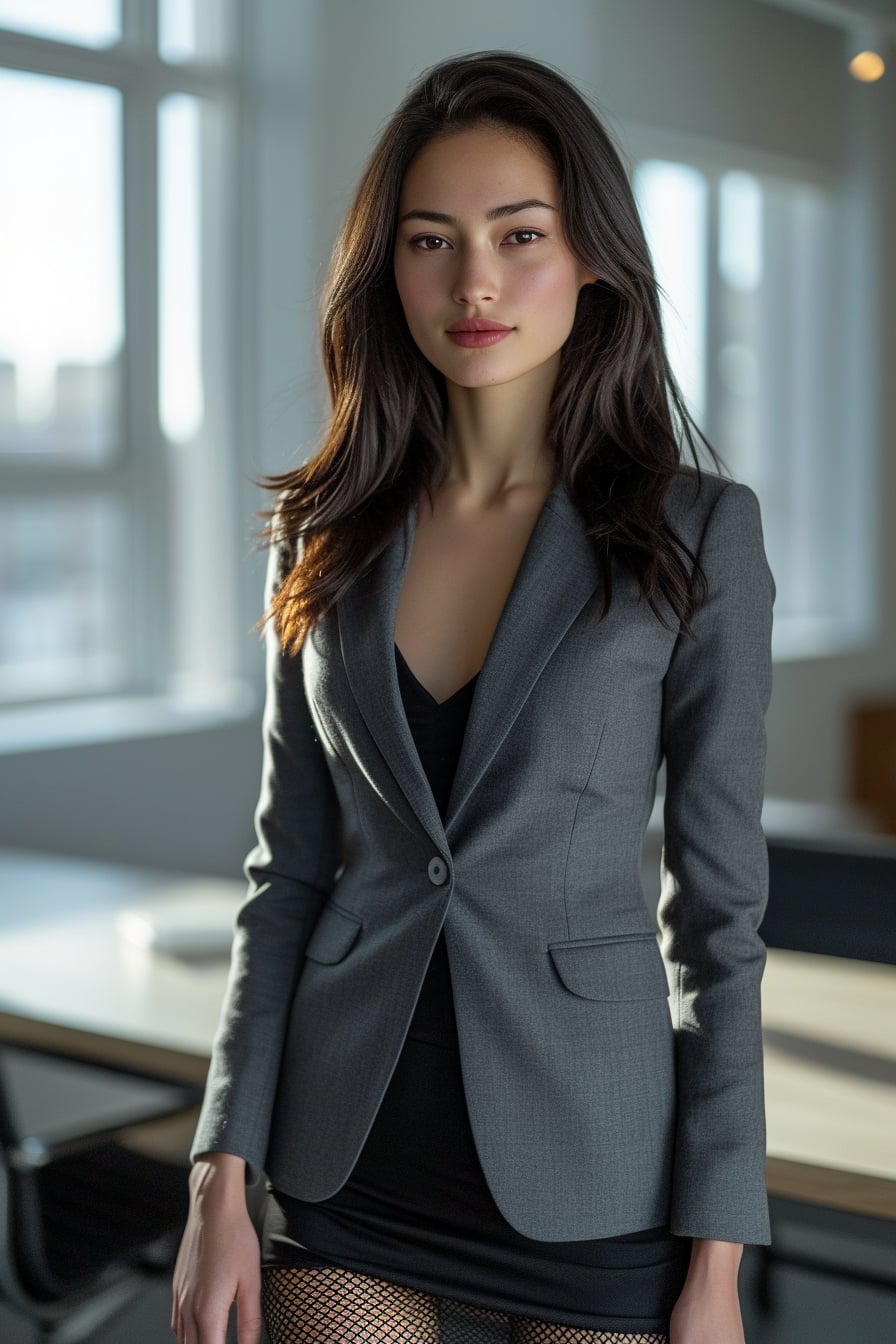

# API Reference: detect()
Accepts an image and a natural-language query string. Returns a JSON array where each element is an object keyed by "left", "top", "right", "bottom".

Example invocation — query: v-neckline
[
  {"left": 392, "top": 475, "right": 563, "bottom": 713},
  {"left": 394, "top": 642, "right": 479, "bottom": 709}
]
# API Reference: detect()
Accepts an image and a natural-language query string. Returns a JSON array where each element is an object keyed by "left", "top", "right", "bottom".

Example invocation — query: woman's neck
[{"left": 443, "top": 361, "right": 558, "bottom": 499}]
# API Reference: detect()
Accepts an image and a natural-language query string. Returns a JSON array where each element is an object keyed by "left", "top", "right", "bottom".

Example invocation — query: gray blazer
[{"left": 192, "top": 467, "right": 776, "bottom": 1247}]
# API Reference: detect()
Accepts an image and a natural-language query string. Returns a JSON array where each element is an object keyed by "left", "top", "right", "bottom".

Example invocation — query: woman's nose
[{"left": 451, "top": 247, "right": 499, "bottom": 305}]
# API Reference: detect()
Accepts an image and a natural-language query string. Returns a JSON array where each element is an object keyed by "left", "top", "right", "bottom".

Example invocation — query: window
[
  {"left": 0, "top": 0, "right": 244, "bottom": 712},
  {"left": 632, "top": 149, "right": 868, "bottom": 660},
  {"left": 0, "top": 1, "right": 120, "bottom": 50}
]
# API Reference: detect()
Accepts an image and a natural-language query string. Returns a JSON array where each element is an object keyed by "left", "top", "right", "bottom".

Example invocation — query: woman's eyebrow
[{"left": 397, "top": 199, "right": 558, "bottom": 226}]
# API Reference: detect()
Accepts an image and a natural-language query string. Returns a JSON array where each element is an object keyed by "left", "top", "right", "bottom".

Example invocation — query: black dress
[{"left": 257, "top": 643, "right": 690, "bottom": 1338}]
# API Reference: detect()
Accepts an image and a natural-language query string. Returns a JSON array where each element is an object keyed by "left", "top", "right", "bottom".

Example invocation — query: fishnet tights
[{"left": 261, "top": 1265, "right": 668, "bottom": 1344}]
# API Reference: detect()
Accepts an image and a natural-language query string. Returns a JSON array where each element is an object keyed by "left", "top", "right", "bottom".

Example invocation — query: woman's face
[{"left": 393, "top": 124, "right": 596, "bottom": 390}]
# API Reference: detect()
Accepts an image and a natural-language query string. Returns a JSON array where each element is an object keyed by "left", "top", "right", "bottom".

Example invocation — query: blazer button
[{"left": 427, "top": 856, "right": 448, "bottom": 885}]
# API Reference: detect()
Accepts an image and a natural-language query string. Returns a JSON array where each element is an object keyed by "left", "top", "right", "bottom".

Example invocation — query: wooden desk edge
[
  {"left": 766, "top": 1155, "right": 896, "bottom": 1222},
  {"left": 0, "top": 1013, "right": 211, "bottom": 1087}
]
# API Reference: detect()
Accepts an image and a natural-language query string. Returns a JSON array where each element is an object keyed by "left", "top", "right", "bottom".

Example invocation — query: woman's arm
[
  {"left": 670, "top": 1237, "right": 747, "bottom": 1344},
  {"left": 172, "top": 1152, "right": 263, "bottom": 1344},
  {"left": 658, "top": 479, "right": 776, "bottom": 1248},
  {"left": 190, "top": 529, "right": 343, "bottom": 1180},
  {"left": 172, "top": 529, "right": 342, "bottom": 1343}
]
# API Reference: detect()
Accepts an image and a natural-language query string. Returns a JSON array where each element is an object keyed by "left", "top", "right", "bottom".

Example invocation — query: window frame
[
  {"left": 0, "top": 1, "right": 248, "bottom": 720},
  {"left": 623, "top": 120, "right": 875, "bottom": 663}
]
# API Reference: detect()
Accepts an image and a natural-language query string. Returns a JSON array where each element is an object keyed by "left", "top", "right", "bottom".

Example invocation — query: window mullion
[
  {"left": 122, "top": 63, "right": 169, "bottom": 696},
  {"left": 703, "top": 173, "right": 723, "bottom": 467},
  {"left": 121, "top": 0, "right": 157, "bottom": 51}
]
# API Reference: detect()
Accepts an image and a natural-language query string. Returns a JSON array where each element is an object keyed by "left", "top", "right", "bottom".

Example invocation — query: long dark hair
[{"left": 259, "top": 50, "right": 727, "bottom": 652}]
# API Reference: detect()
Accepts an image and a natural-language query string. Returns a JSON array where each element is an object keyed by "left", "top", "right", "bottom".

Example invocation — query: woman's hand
[
  {"left": 171, "top": 1152, "right": 263, "bottom": 1344},
  {"left": 669, "top": 1238, "right": 746, "bottom": 1344}
]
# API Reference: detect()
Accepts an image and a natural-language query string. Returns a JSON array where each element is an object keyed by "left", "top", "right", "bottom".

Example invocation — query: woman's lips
[{"left": 446, "top": 328, "right": 513, "bottom": 348}]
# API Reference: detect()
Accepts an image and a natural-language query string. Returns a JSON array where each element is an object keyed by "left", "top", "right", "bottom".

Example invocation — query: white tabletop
[{"left": 0, "top": 850, "right": 242, "bottom": 1083}]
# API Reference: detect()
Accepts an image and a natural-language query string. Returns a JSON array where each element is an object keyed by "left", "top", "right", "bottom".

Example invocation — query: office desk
[
  {"left": 0, "top": 850, "right": 242, "bottom": 1086},
  {"left": 762, "top": 948, "right": 896, "bottom": 1221},
  {"left": 1, "top": 850, "right": 894, "bottom": 1219}
]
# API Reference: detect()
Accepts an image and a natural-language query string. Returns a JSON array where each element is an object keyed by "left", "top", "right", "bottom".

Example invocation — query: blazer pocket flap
[
  {"left": 548, "top": 933, "right": 670, "bottom": 1001},
  {"left": 304, "top": 902, "right": 362, "bottom": 964}
]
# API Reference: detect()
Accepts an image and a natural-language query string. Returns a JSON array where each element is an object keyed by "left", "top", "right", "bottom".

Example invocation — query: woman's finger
[
  {"left": 191, "top": 1302, "right": 232, "bottom": 1344},
  {"left": 236, "top": 1279, "right": 264, "bottom": 1344}
]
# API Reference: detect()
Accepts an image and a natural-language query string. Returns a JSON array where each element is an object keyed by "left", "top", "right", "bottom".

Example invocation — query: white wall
[
  {"left": 0, "top": 0, "right": 893, "bottom": 875},
  {"left": 309, "top": 0, "right": 850, "bottom": 265}
]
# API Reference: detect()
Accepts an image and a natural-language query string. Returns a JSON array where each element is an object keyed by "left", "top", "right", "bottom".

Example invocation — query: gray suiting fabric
[{"left": 192, "top": 467, "right": 775, "bottom": 1249}]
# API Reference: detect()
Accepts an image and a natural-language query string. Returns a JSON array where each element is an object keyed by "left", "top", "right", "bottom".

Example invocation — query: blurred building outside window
[{"left": 0, "top": 0, "right": 245, "bottom": 720}]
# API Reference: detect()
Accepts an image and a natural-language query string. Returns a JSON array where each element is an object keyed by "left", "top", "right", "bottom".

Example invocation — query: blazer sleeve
[
  {"left": 657, "top": 479, "right": 775, "bottom": 1246},
  {"left": 190, "top": 529, "right": 342, "bottom": 1181}
]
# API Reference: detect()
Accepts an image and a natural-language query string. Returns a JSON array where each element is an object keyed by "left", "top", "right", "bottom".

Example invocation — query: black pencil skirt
[{"left": 255, "top": 935, "right": 691, "bottom": 1337}]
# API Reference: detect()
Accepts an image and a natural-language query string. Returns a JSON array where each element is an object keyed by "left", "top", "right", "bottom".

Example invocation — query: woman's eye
[{"left": 409, "top": 229, "right": 544, "bottom": 252}]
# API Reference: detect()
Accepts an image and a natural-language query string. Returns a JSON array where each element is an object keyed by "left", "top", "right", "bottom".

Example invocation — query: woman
[{"left": 172, "top": 50, "right": 775, "bottom": 1344}]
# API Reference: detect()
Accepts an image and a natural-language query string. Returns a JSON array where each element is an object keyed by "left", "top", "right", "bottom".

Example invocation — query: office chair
[{"left": 0, "top": 1045, "right": 200, "bottom": 1343}]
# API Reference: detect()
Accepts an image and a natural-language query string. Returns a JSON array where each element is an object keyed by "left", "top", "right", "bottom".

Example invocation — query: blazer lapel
[
  {"left": 339, "top": 510, "right": 448, "bottom": 850},
  {"left": 445, "top": 480, "right": 599, "bottom": 836},
  {"left": 338, "top": 477, "right": 600, "bottom": 850}
]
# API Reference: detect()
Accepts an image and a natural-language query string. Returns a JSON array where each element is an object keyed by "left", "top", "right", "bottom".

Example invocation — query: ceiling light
[
  {"left": 846, "top": 21, "right": 887, "bottom": 81},
  {"left": 848, "top": 48, "right": 886, "bottom": 80}
]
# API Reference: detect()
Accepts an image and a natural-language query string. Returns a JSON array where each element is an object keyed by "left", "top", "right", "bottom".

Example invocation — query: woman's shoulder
[
  {"left": 664, "top": 469, "right": 771, "bottom": 604},
  {"left": 664, "top": 465, "right": 759, "bottom": 540},
  {"left": 666, "top": 463, "right": 730, "bottom": 507}
]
